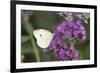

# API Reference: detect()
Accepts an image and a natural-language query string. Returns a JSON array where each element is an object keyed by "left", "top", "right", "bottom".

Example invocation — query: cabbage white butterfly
[{"left": 33, "top": 29, "right": 53, "bottom": 48}]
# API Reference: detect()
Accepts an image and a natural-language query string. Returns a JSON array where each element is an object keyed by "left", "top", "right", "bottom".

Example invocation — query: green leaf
[
  {"left": 22, "top": 12, "right": 34, "bottom": 35},
  {"left": 24, "top": 21, "right": 34, "bottom": 35},
  {"left": 21, "top": 36, "right": 30, "bottom": 43}
]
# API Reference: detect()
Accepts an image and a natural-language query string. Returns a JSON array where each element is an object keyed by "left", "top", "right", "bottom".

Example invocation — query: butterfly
[{"left": 33, "top": 29, "right": 53, "bottom": 48}]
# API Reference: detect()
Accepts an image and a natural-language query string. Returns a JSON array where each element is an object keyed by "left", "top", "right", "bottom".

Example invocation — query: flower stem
[
  {"left": 23, "top": 16, "right": 40, "bottom": 62},
  {"left": 30, "top": 37, "right": 40, "bottom": 62}
]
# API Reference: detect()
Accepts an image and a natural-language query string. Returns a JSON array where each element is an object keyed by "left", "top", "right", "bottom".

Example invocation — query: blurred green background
[{"left": 21, "top": 10, "right": 90, "bottom": 63}]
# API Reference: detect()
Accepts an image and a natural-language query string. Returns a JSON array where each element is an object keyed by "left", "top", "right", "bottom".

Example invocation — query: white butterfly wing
[{"left": 33, "top": 29, "right": 53, "bottom": 48}]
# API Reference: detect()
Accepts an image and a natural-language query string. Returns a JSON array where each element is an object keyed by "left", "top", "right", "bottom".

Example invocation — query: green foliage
[
  {"left": 24, "top": 21, "right": 33, "bottom": 36},
  {"left": 21, "top": 36, "right": 30, "bottom": 43}
]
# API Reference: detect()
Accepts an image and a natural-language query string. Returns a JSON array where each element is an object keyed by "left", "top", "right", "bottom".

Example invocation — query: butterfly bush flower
[
  {"left": 66, "top": 45, "right": 79, "bottom": 60},
  {"left": 54, "top": 45, "right": 79, "bottom": 60},
  {"left": 55, "top": 48, "right": 67, "bottom": 60},
  {"left": 49, "top": 12, "right": 87, "bottom": 61},
  {"left": 57, "top": 20, "right": 86, "bottom": 42},
  {"left": 49, "top": 31, "right": 67, "bottom": 50}
]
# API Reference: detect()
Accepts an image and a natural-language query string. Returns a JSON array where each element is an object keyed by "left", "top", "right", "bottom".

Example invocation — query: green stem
[
  {"left": 30, "top": 37, "right": 40, "bottom": 62},
  {"left": 23, "top": 16, "right": 40, "bottom": 62}
]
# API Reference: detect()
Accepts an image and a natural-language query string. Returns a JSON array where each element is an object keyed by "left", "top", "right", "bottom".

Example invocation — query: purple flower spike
[{"left": 49, "top": 12, "right": 87, "bottom": 61}]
